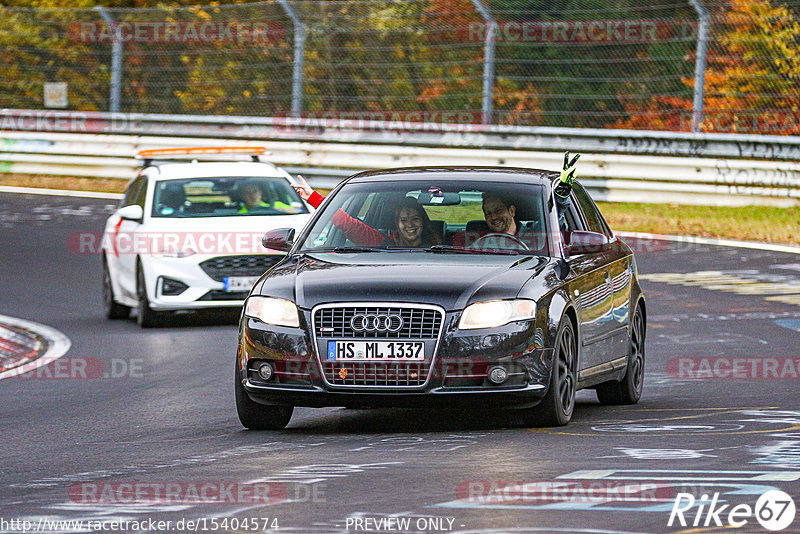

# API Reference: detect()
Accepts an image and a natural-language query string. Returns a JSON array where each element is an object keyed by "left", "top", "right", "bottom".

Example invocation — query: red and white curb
[{"left": 0, "top": 314, "right": 71, "bottom": 381}]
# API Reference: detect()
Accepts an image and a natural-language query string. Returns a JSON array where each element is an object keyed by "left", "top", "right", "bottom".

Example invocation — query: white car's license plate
[
  {"left": 327, "top": 341, "right": 424, "bottom": 361},
  {"left": 223, "top": 276, "right": 260, "bottom": 291}
]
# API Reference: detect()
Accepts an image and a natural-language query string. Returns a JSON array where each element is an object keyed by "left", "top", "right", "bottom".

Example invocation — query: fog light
[
  {"left": 488, "top": 366, "right": 508, "bottom": 385},
  {"left": 257, "top": 362, "right": 274, "bottom": 381},
  {"left": 159, "top": 276, "right": 188, "bottom": 296}
]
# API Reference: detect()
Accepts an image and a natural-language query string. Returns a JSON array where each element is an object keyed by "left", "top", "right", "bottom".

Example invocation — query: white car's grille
[{"left": 199, "top": 255, "right": 282, "bottom": 281}]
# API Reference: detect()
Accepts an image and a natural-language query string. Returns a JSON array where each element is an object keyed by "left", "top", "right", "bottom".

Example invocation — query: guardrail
[{"left": 1, "top": 110, "right": 799, "bottom": 206}]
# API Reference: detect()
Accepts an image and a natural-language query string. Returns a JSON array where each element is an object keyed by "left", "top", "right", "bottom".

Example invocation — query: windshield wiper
[
  {"left": 424, "top": 245, "right": 519, "bottom": 255},
  {"left": 384, "top": 246, "right": 426, "bottom": 252},
  {"left": 330, "top": 246, "right": 382, "bottom": 253}
]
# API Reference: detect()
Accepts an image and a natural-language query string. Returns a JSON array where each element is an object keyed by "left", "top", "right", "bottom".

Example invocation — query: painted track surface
[{"left": 1, "top": 191, "right": 799, "bottom": 534}]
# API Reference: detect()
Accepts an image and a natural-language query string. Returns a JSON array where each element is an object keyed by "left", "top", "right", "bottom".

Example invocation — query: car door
[
  {"left": 561, "top": 191, "right": 616, "bottom": 371},
  {"left": 573, "top": 183, "right": 633, "bottom": 361},
  {"left": 115, "top": 175, "right": 148, "bottom": 299}
]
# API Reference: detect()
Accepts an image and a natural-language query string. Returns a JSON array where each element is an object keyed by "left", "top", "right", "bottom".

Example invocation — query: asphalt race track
[{"left": 1, "top": 191, "right": 799, "bottom": 534}]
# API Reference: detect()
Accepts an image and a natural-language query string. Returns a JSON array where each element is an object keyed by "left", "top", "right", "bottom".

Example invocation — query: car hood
[{"left": 255, "top": 252, "right": 553, "bottom": 311}]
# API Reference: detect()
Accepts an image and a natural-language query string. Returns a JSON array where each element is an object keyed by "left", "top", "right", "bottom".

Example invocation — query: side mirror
[
  {"left": 262, "top": 228, "right": 296, "bottom": 252},
  {"left": 564, "top": 231, "right": 609, "bottom": 256},
  {"left": 118, "top": 204, "right": 143, "bottom": 221}
]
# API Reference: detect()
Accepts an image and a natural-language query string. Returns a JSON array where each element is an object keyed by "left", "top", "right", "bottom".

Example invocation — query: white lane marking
[
  {"left": 617, "top": 231, "right": 800, "bottom": 255},
  {"left": 0, "top": 185, "right": 123, "bottom": 200},
  {"left": 611, "top": 448, "right": 717, "bottom": 460},
  {"left": 0, "top": 315, "right": 71, "bottom": 381}
]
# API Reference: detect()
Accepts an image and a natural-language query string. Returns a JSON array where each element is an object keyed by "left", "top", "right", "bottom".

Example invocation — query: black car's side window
[
  {"left": 561, "top": 192, "right": 586, "bottom": 233},
  {"left": 573, "top": 183, "right": 613, "bottom": 238}
]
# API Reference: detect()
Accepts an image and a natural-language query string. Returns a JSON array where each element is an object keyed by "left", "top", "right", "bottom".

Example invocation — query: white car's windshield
[
  {"left": 299, "top": 179, "right": 550, "bottom": 254},
  {"left": 151, "top": 176, "right": 309, "bottom": 218}
]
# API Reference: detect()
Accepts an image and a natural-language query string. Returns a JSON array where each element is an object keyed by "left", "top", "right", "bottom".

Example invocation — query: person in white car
[{"left": 238, "top": 181, "right": 292, "bottom": 214}]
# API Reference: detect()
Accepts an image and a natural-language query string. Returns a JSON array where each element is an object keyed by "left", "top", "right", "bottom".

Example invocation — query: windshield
[
  {"left": 150, "top": 176, "right": 309, "bottom": 218},
  {"left": 299, "top": 179, "right": 550, "bottom": 255}
]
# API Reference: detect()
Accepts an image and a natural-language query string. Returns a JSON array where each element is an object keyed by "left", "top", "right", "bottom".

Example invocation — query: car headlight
[
  {"left": 150, "top": 243, "right": 196, "bottom": 259},
  {"left": 245, "top": 296, "right": 300, "bottom": 328},
  {"left": 458, "top": 299, "right": 536, "bottom": 330}
]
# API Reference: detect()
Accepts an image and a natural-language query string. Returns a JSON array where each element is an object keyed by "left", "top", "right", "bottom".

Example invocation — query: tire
[
  {"left": 102, "top": 256, "right": 130, "bottom": 320},
  {"left": 235, "top": 364, "right": 293, "bottom": 430},
  {"left": 136, "top": 262, "right": 163, "bottom": 328},
  {"left": 596, "top": 304, "right": 645, "bottom": 405},
  {"left": 515, "top": 317, "right": 577, "bottom": 427}
]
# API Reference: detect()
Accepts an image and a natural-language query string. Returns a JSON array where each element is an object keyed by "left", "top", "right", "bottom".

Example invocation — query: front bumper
[
  {"left": 142, "top": 254, "right": 282, "bottom": 311},
  {"left": 238, "top": 309, "right": 555, "bottom": 409},
  {"left": 242, "top": 380, "right": 548, "bottom": 408}
]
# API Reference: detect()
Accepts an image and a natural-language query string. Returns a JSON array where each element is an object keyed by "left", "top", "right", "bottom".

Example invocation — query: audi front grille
[
  {"left": 312, "top": 303, "right": 445, "bottom": 389},
  {"left": 314, "top": 306, "right": 441, "bottom": 339}
]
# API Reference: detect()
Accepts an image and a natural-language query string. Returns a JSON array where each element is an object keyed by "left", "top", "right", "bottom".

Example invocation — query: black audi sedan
[{"left": 236, "top": 167, "right": 646, "bottom": 429}]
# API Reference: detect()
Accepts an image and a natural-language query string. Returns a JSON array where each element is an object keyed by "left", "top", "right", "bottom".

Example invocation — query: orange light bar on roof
[{"left": 136, "top": 146, "right": 267, "bottom": 159}]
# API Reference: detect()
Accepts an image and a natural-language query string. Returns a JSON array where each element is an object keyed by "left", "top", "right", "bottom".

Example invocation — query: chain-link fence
[{"left": 0, "top": 0, "right": 798, "bottom": 134}]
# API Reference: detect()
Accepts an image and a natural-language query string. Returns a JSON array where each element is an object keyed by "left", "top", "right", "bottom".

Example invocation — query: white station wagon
[{"left": 101, "top": 147, "right": 314, "bottom": 327}]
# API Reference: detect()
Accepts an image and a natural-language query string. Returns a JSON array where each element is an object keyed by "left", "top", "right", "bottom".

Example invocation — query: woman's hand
[{"left": 291, "top": 175, "right": 314, "bottom": 201}]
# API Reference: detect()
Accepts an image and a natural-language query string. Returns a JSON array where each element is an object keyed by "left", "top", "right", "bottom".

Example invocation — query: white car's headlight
[
  {"left": 150, "top": 243, "right": 196, "bottom": 259},
  {"left": 245, "top": 296, "right": 300, "bottom": 328},
  {"left": 458, "top": 299, "right": 536, "bottom": 330}
]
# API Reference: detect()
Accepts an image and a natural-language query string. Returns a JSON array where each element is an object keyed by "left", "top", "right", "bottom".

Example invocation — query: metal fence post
[
  {"left": 277, "top": 0, "right": 305, "bottom": 117},
  {"left": 689, "top": 0, "right": 709, "bottom": 132},
  {"left": 470, "top": 0, "right": 495, "bottom": 125},
  {"left": 94, "top": 7, "right": 122, "bottom": 113}
]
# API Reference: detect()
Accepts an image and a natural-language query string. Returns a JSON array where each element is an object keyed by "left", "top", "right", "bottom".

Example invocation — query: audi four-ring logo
[{"left": 350, "top": 313, "right": 404, "bottom": 332}]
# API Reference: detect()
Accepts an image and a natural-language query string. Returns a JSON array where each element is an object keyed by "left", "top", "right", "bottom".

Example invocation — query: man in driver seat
[{"left": 452, "top": 152, "right": 578, "bottom": 248}]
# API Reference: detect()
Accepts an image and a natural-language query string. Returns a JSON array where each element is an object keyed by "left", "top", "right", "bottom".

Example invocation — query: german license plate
[
  {"left": 327, "top": 341, "right": 424, "bottom": 361},
  {"left": 223, "top": 276, "right": 260, "bottom": 291}
]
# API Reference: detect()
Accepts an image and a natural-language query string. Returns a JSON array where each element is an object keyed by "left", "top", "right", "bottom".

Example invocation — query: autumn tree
[{"left": 616, "top": 0, "right": 800, "bottom": 133}]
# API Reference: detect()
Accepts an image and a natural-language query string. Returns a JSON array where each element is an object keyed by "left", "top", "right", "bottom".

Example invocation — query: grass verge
[{"left": 597, "top": 201, "right": 800, "bottom": 246}]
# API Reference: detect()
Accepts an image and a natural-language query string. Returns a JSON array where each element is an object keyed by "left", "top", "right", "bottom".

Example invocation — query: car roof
[
  {"left": 147, "top": 161, "right": 288, "bottom": 181},
  {"left": 346, "top": 166, "right": 559, "bottom": 184}
]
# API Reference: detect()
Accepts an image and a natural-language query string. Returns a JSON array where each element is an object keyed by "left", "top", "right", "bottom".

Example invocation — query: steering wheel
[{"left": 469, "top": 232, "right": 530, "bottom": 251}]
